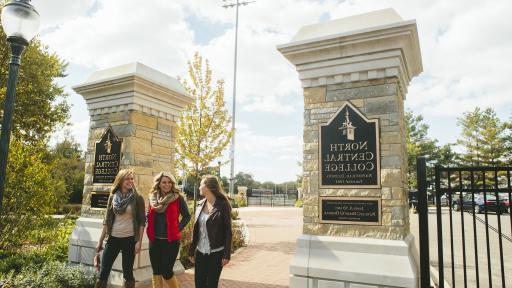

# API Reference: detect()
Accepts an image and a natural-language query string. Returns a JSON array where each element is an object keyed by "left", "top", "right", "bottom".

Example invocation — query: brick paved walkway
[{"left": 143, "top": 207, "right": 302, "bottom": 288}]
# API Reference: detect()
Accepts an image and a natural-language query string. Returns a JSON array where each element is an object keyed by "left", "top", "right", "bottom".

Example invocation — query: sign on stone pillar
[
  {"left": 68, "top": 62, "right": 194, "bottom": 287},
  {"left": 320, "top": 102, "right": 380, "bottom": 188},
  {"left": 92, "top": 126, "right": 122, "bottom": 185},
  {"left": 278, "top": 8, "right": 423, "bottom": 288}
]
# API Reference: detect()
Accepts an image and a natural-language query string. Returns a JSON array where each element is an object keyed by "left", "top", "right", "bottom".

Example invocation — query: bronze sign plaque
[
  {"left": 90, "top": 192, "right": 110, "bottom": 209},
  {"left": 319, "top": 102, "right": 380, "bottom": 188},
  {"left": 320, "top": 197, "right": 381, "bottom": 225},
  {"left": 93, "top": 126, "right": 122, "bottom": 184}
]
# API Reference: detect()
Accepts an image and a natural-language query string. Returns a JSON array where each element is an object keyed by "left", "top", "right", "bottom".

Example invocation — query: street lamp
[{"left": 0, "top": 0, "right": 40, "bottom": 212}]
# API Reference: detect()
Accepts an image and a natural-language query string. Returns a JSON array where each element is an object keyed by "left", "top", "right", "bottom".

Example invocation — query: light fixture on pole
[
  {"left": 0, "top": 0, "right": 40, "bottom": 212},
  {"left": 222, "top": 0, "right": 255, "bottom": 197}
]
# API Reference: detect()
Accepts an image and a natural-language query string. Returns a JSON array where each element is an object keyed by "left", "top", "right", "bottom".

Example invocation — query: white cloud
[
  {"left": 39, "top": 0, "right": 512, "bottom": 181},
  {"left": 32, "top": 0, "right": 96, "bottom": 30},
  {"left": 200, "top": 27, "right": 300, "bottom": 114},
  {"left": 39, "top": 0, "right": 196, "bottom": 76},
  {"left": 230, "top": 122, "right": 302, "bottom": 182},
  {"left": 49, "top": 119, "right": 90, "bottom": 149}
]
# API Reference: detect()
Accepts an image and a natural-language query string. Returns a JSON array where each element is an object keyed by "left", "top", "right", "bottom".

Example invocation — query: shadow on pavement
[{"left": 166, "top": 272, "right": 289, "bottom": 288}]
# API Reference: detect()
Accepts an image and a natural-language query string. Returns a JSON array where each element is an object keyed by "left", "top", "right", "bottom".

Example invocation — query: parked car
[{"left": 452, "top": 193, "right": 509, "bottom": 214}]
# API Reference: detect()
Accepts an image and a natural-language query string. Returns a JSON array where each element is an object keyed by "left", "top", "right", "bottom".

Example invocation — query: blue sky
[{"left": 31, "top": 0, "right": 512, "bottom": 183}]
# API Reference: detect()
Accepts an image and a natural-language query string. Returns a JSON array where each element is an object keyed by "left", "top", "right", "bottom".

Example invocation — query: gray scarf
[
  {"left": 113, "top": 189, "right": 134, "bottom": 215},
  {"left": 149, "top": 191, "right": 179, "bottom": 213}
]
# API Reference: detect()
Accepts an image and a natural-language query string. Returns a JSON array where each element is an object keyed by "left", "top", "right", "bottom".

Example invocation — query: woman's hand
[
  {"left": 189, "top": 256, "right": 195, "bottom": 264},
  {"left": 134, "top": 241, "right": 141, "bottom": 254},
  {"left": 222, "top": 258, "right": 230, "bottom": 267},
  {"left": 95, "top": 241, "right": 103, "bottom": 253}
]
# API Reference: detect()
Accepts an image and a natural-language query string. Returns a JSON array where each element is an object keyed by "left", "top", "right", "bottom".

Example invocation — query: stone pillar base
[
  {"left": 68, "top": 217, "right": 185, "bottom": 287},
  {"left": 289, "top": 234, "right": 418, "bottom": 288}
]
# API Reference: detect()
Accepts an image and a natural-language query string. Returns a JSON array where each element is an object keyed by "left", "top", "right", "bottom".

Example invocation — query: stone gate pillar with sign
[
  {"left": 68, "top": 63, "right": 194, "bottom": 287},
  {"left": 278, "top": 9, "right": 423, "bottom": 288}
]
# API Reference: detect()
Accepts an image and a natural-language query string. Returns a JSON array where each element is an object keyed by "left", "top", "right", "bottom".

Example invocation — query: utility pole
[{"left": 222, "top": 0, "right": 255, "bottom": 197}]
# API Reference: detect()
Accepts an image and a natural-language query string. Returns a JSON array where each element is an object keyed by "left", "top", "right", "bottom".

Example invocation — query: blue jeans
[{"left": 99, "top": 235, "right": 136, "bottom": 282}]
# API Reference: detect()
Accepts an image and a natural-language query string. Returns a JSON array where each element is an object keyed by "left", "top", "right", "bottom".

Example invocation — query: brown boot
[
  {"left": 152, "top": 275, "right": 163, "bottom": 288},
  {"left": 124, "top": 279, "right": 135, "bottom": 288},
  {"left": 95, "top": 280, "right": 107, "bottom": 288},
  {"left": 164, "top": 275, "right": 179, "bottom": 288}
]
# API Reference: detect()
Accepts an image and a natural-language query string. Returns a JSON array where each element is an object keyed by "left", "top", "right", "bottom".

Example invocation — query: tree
[
  {"left": 0, "top": 140, "right": 65, "bottom": 249},
  {"left": 457, "top": 108, "right": 507, "bottom": 166},
  {"left": 405, "top": 110, "right": 438, "bottom": 188},
  {"left": 0, "top": 16, "right": 69, "bottom": 145},
  {"left": 49, "top": 131, "right": 85, "bottom": 204},
  {"left": 505, "top": 120, "right": 512, "bottom": 164},
  {"left": 176, "top": 52, "right": 234, "bottom": 210},
  {"left": 233, "top": 172, "right": 258, "bottom": 192}
]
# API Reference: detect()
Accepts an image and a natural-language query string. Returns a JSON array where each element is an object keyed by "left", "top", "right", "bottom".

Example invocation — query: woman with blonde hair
[
  {"left": 188, "top": 175, "right": 232, "bottom": 288},
  {"left": 95, "top": 169, "right": 146, "bottom": 288},
  {"left": 147, "top": 171, "right": 191, "bottom": 288}
]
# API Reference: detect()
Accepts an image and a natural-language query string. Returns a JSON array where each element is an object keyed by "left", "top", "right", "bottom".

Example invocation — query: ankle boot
[
  {"left": 164, "top": 275, "right": 179, "bottom": 288},
  {"left": 124, "top": 279, "right": 135, "bottom": 288},
  {"left": 152, "top": 275, "right": 163, "bottom": 288},
  {"left": 95, "top": 280, "right": 107, "bottom": 288}
]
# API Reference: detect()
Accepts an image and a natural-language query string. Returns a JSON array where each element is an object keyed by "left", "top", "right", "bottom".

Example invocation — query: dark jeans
[
  {"left": 99, "top": 235, "right": 136, "bottom": 282},
  {"left": 149, "top": 239, "right": 180, "bottom": 279},
  {"left": 194, "top": 249, "right": 224, "bottom": 288}
]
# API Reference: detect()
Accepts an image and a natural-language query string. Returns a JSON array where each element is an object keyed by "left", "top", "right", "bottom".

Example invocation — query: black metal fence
[
  {"left": 417, "top": 156, "right": 512, "bottom": 287},
  {"left": 247, "top": 189, "right": 298, "bottom": 206}
]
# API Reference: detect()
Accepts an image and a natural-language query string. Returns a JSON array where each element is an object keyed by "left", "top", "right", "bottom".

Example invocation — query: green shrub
[
  {"left": 0, "top": 140, "right": 64, "bottom": 250},
  {"left": 231, "top": 209, "right": 239, "bottom": 220},
  {"left": 179, "top": 214, "right": 248, "bottom": 269},
  {"left": 231, "top": 220, "right": 249, "bottom": 252},
  {"left": 179, "top": 220, "right": 194, "bottom": 269},
  {"left": 0, "top": 261, "right": 95, "bottom": 288},
  {"left": 295, "top": 198, "right": 304, "bottom": 208},
  {"left": 229, "top": 198, "right": 238, "bottom": 208},
  {"left": 55, "top": 204, "right": 82, "bottom": 216},
  {"left": 234, "top": 195, "right": 247, "bottom": 208},
  {"left": 0, "top": 217, "right": 75, "bottom": 275}
]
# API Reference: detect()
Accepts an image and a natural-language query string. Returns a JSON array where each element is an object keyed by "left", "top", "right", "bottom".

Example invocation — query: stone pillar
[
  {"left": 68, "top": 62, "right": 193, "bottom": 287},
  {"left": 278, "top": 9, "right": 422, "bottom": 288}
]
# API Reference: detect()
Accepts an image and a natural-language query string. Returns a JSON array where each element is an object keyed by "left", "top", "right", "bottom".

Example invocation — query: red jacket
[{"left": 147, "top": 199, "right": 181, "bottom": 241}]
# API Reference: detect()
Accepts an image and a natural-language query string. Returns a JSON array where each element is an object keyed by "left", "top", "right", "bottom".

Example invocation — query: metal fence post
[{"left": 417, "top": 156, "right": 431, "bottom": 288}]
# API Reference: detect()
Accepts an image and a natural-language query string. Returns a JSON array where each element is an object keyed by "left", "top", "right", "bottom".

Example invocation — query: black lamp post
[{"left": 0, "top": 0, "right": 40, "bottom": 212}]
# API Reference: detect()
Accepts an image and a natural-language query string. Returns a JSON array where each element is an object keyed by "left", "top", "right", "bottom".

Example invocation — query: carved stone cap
[
  {"left": 72, "top": 62, "right": 194, "bottom": 119},
  {"left": 277, "top": 8, "right": 423, "bottom": 93}
]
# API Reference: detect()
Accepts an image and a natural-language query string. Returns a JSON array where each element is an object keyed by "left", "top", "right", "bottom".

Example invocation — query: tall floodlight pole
[{"left": 222, "top": 0, "right": 255, "bottom": 197}]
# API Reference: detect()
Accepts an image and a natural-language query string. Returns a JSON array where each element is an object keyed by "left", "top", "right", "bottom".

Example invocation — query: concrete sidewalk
[{"left": 143, "top": 207, "right": 303, "bottom": 288}]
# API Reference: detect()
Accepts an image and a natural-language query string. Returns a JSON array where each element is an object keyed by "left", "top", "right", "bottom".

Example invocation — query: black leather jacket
[{"left": 189, "top": 198, "right": 233, "bottom": 260}]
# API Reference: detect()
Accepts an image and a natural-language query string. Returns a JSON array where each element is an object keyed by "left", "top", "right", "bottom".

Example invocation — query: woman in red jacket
[{"left": 147, "top": 172, "right": 191, "bottom": 288}]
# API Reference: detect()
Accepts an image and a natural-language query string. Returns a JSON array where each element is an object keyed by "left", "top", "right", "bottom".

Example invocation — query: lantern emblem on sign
[
  {"left": 339, "top": 108, "right": 356, "bottom": 140},
  {"left": 104, "top": 134, "right": 112, "bottom": 154}
]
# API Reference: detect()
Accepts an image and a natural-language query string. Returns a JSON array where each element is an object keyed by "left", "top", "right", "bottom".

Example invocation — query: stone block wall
[
  {"left": 301, "top": 77, "right": 409, "bottom": 240},
  {"left": 81, "top": 110, "right": 177, "bottom": 218}
]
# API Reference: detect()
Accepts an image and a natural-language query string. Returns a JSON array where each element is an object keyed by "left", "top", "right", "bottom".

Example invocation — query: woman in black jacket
[{"left": 188, "top": 175, "right": 232, "bottom": 288}]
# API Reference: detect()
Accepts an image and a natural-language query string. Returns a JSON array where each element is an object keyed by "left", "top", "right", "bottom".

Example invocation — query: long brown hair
[
  {"left": 150, "top": 171, "right": 182, "bottom": 196},
  {"left": 202, "top": 175, "right": 231, "bottom": 209},
  {"left": 110, "top": 169, "right": 137, "bottom": 195}
]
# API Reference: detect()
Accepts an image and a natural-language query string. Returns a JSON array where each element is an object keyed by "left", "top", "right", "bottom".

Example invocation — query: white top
[
  {"left": 111, "top": 205, "right": 134, "bottom": 238},
  {"left": 81, "top": 62, "right": 187, "bottom": 96},
  {"left": 197, "top": 210, "right": 224, "bottom": 254},
  {"left": 291, "top": 8, "right": 403, "bottom": 43}
]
